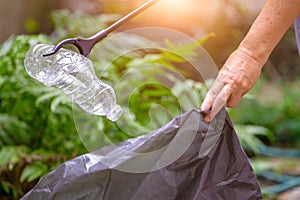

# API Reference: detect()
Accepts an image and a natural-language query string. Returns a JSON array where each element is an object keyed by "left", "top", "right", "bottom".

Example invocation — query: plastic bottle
[{"left": 24, "top": 44, "right": 123, "bottom": 121}]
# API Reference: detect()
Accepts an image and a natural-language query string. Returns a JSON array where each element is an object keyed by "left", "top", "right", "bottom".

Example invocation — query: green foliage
[
  {"left": 162, "top": 32, "right": 215, "bottom": 62},
  {"left": 50, "top": 10, "right": 120, "bottom": 39},
  {"left": 0, "top": 9, "right": 269, "bottom": 199},
  {"left": 20, "top": 161, "right": 48, "bottom": 183},
  {"left": 0, "top": 34, "right": 84, "bottom": 197},
  {"left": 0, "top": 34, "right": 83, "bottom": 152},
  {"left": 235, "top": 124, "right": 274, "bottom": 154},
  {"left": 0, "top": 10, "right": 215, "bottom": 198},
  {"left": 0, "top": 145, "right": 65, "bottom": 197},
  {"left": 250, "top": 157, "right": 277, "bottom": 175},
  {"left": 230, "top": 78, "right": 300, "bottom": 147},
  {"left": 24, "top": 18, "right": 39, "bottom": 33},
  {"left": 0, "top": 114, "right": 30, "bottom": 145},
  {"left": 50, "top": 9, "right": 271, "bottom": 169},
  {"left": 129, "top": 83, "right": 180, "bottom": 127}
]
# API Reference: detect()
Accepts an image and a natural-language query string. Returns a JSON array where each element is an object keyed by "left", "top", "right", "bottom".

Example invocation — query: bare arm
[
  {"left": 201, "top": 0, "right": 300, "bottom": 121},
  {"left": 240, "top": 0, "right": 300, "bottom": 63}
]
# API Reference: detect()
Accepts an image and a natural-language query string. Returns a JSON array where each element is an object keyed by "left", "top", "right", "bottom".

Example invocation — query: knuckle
[{"left": 240, "top": 81, "right": 250, "bottom": 91}]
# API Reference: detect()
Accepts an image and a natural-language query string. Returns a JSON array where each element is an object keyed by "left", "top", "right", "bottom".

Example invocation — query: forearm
[{"left": 239, "top": 0, "right": 300, "bottom": 65}]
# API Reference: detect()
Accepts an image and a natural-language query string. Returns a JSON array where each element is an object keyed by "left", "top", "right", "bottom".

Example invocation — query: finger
[
  {"left": 210, "top": 84, "right": 232, "bottom": 119},
  {"left": 200, "top": 110, "right": 212, "bottom": 122},
  {"left": 201, "top": 76, "right": 225, "bottom": 111},
  {"left": 227, "top": 89, "right": 244, "bottom": 108},
  {"left": 203, "top": 114, "right": 211, "bottom": 122},
  {"left": 203, "top": 112, "right": 213, "bottom": 122}
]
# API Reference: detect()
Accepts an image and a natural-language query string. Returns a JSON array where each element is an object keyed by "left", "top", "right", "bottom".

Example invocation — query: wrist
[{"left": 235, "top": 45, "right": 268, "bottom": 69}]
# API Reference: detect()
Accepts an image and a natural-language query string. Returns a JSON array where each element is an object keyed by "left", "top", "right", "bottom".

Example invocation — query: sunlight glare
[{"left": 159, "top": 0, "right": 187, "bottom": 11}]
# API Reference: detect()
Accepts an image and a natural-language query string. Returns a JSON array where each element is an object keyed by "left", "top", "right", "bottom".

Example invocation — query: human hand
[{"left": 201, "top": 47, "right": 265, "bottom": 122}]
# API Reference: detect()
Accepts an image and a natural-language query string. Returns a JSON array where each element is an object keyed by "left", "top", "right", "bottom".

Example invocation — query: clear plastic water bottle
[{"left": 24, "top": 44, "right": 123, "bottom": 121}]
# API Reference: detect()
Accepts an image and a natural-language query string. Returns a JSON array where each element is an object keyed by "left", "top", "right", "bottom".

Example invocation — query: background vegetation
[{"left": 0, "top": 1, "right": 300, "bottom": 199}]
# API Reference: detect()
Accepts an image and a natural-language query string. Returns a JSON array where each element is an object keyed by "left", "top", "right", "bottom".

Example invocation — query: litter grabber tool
[{"left": 43, "top": 0, "right": 160, "bottom": 57}]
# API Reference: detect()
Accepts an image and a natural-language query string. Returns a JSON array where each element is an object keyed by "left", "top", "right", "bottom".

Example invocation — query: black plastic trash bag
[{"left": 21, "top": 109, "right": 262, "bottom": 200}]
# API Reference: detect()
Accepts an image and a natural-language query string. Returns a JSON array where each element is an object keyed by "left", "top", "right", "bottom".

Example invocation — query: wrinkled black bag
[{"left": 22, "top": 109, "right": 262, "bottom": 200}]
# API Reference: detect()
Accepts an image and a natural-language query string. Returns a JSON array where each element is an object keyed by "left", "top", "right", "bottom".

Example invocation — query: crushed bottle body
[{"left": 24, "top": 44, "right": 123, "bottom": 121}]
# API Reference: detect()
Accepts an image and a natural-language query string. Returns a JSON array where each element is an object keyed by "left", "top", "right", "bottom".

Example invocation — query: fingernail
[
  {"left": 204, "top": 114, "right": 211, "bottom": 122},
  {"left": 200, "top": 110, "right": 212, "bottom": 122}
]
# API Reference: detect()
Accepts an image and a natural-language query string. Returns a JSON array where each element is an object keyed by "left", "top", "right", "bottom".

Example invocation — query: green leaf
[
  {"left": 20, "top": 161, "right": 48, "bottom": 183},
  {"left": 235, "top": 125, "right": 274, "bottom": 153},
  {"left": 35, "top": 89, "right": 63, "bottom": 106},
  {"left": 250, "top": 157, "right": 274, "bottom": 175},
  {"left": 0, "top": 36, "right": 14, "bottom": 56},
  {"left": 0, "top": 128, "right": 14, "bottom": 145},
  {"left": 0, "top": 114, "right": 31, "bottom": 145},
  {"left": 0, "top": 146, "right": 18, "bottom": 167},
  {"left": 50, "top": 95, "right": 71, "bottom": 113},
  {"left": 127, "top": 54, "right": 162, "bottom": 68},
  {"left": 162, "top": 32, "right": 214, "bottom": 60},
  {"left": 1, "top": 184, "right": 11, "bottom": 194}
]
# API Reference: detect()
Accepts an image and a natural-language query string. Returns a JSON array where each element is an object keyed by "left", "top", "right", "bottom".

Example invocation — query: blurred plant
[
  {"left": 0, "top": 9, "right": 271, "bottom": 198},
  {"left": 0, "top": 34, "right": 84, "bottom": 198},
  {"left": 235, "top": 124, "right": 274, "bottom": 154},
  {"left": 230, "top": 78, "right": 300, "bottom": 147},
  {"left": 24, "top": 18, "right": 39, "bottom": 33},
  {"left": 0, "top": 10, "right": 214, "bottom": 198},
  {"left": 50, "top": 9, "right": 120, "bottom": 39},
  {"left": 0, "top": 145, "right": 65, "bottom": 199}
]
